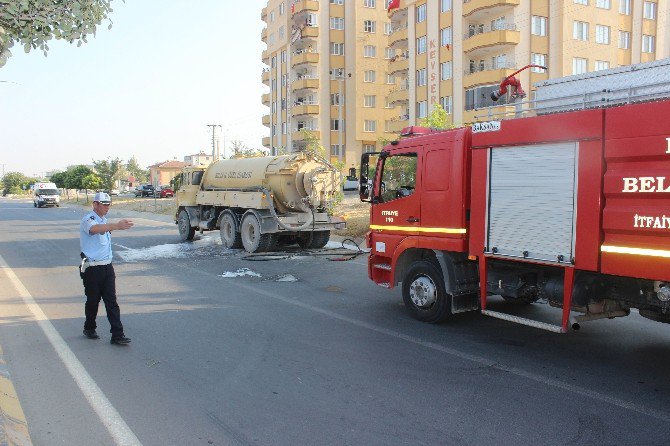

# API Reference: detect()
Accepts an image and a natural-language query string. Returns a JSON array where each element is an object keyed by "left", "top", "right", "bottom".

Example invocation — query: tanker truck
[{"left": 174, "top": 152, "right": 345, "bottom": 253}]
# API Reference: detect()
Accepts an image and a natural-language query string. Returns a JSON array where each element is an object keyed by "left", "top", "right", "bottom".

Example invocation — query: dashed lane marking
[{"left": 0, "top": 254, "right": 142, "bottom": 446}]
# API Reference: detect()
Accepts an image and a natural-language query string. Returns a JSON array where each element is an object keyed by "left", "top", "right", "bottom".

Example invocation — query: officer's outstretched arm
[{"left": 89, "top": 219, "right": 134, "bottom": 235}]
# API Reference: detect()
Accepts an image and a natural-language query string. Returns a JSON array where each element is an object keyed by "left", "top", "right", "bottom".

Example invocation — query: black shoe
[
  {"left": 110, "top": 335, "right": 131, "bottom": 345},
  {"left": 83, "top": 329, "right": 99, "bottom": 339}
]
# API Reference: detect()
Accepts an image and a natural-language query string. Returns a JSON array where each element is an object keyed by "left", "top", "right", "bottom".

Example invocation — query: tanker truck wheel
[
  {"left": 297, "top": 231, "right": 330, "bottom": 249},
  {"left": 240, "top": 213, "right": 274, "bottom": 253},
  {"left": 219, "top": 211, "right": 243, "bottom": 249},
  {"left": 178, "top": 209, "right": 195, "bottom": 241}
]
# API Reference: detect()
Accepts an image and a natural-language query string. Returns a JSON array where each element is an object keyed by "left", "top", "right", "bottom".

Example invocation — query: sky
[{"left": 0, "top": 0, "right": 269, "bottom": 177}]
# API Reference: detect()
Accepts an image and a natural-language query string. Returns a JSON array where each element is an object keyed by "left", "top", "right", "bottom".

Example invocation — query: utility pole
[{"left": 207, "top": 124, "right": 222, "bottom": 159}]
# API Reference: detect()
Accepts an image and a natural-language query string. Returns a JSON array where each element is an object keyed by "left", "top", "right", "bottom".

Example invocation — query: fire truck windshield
[{"left": 379, "top": 153, "right": 417, "bottom": 202}]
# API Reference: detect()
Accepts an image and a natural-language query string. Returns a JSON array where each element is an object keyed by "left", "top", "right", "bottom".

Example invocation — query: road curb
[{"left": 0, "top": 346, "right": 32, "bottom": 446}]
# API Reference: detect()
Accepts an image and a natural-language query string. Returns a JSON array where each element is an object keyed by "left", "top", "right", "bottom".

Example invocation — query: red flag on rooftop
[{"left": 387, "top": 0, "right": 400, "bottom": 13}]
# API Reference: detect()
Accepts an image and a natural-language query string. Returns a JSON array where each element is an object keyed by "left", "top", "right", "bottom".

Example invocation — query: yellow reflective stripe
[
  {"left": 601, "top": 245, "right": 670, "bottom": 259},
  {"left": 369, "top": 225, "right": 467, "bottom": 234}
]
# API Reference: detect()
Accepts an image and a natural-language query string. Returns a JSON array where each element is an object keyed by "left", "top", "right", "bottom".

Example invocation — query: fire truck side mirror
[{"left": 360, "top": 152, "right": 380, "bottom": 202}]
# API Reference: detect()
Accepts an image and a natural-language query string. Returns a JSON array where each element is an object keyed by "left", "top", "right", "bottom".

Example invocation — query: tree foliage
[
  {"left": 0, "top": 0, "right": 118, "bottom": 68},
  {"left": 126, "top": 156, "right": 148, "bottom": 183},
  {"left": 81, "top": 173, "right": 102, "bottom": 191},
  {"left": 1, "top": 171, "right": 26, "bottom": 194},
  {"left": 229, "top": 140, "right": 268, "bottom": 159},
  {"left": 49, "top": 171, "right": 67, "bottom": 188},
  {"left": 64, "top": 165, "right": 93, "bottom": 190},
  {"left": 419, "top": 103, "right": 452, "bottom": 130},
  {"left": 92, "top": 157, "right": 121, "bottom": 190}
]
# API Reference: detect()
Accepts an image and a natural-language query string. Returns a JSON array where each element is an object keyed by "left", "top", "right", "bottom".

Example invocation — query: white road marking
[
  {"left": 0, "top": 254, "right": 142, "bottom": 446},
  {"left": 224, "top": 276, "right": 670, "bottom": 423}
]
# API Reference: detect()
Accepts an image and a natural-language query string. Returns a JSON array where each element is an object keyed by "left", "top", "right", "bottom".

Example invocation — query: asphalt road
[{"left": 1, "top": 197, "right": 670, "bottom": 446}]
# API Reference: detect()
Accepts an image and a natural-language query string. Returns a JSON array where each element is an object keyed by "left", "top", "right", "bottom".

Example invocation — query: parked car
[
  {"left": 104, "top": 189, "right": 120, "bottom": 196},
  {"left": 343, "top": 175, "right": 359, "bottom": 191},
  {"left": 154, "top": 186, "right": 174, "bottom": 198},
  {"left": 134, "top": 185, "right": 155, "bottom": 197}
]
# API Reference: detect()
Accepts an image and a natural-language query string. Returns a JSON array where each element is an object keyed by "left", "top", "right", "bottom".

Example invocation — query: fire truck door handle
[{"left": 406, "top": 217, "right": 420, "bottom": 223}]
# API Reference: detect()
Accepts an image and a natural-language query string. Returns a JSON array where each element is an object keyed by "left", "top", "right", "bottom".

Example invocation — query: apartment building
[
  {"left": 388, "top": 0, "right": 670, "bottom": 125},
  {"left": 261, "top": 0, "right": 400, "bottom": 169}
]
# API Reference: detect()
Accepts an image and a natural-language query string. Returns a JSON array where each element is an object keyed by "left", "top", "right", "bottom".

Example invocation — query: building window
[
  {"left": 330, "top": 68, "right": 344, "bottom": 78},
  {"left": 619, "top": 0, "right": 631, "bottom": 14},
  {"left": 364, "top": 70, "right": 376, "bottom": 82},
  {"left": 272, "top": 124, "right": 276, "bottom": 135},
  {"left": 416, "top": 36, "right": 427, "bottom": 54},
  {"left": 440, "top": 27, "right": 452, "bottom": 46},
  {"left": 385, "top": 98, "right": 393, "bottom": 108},
  {"left": 282, "top": 122, "right": 287, "bottom": 135},
  {"left": 330, "top": 0, "right": 344, "bottom": 4},
  {"left": 386, "top": 73, "right": 395, "bottom": 84},
  {"left": 595, "top": 25, "right": 610, "bottom": 44},
  {"left": 364, "top": 0, "right": 376, "bottom": 8},
  {"left": 573, "top": 21, "right": 589, "bottom": 40},
  {"left": 440, "top": 96, "right": 452, "bottom": 114},
  {"left": 384, "top": 22, "right": 393, "bottom": 35},
  {"left": 364, "top": 95, "right": 376, "bottom": 107},
  {"left": 364, "top": 45, "right": 377, "bottom": 57},
  {"left": 416, "top": 101, "right": 427, "bottom": 119},
  {"left": 465, "top": 84, "right": 509, "bottom": 110},
  {"left": 573, "top": 57, "right": 588, "bottom": 75},
  {"left": 363, "top": 20, "right": 376, "bottom": 33},
  {"left": 440, "top": 61, "right": 452, "bottom": 80},
  {"left": 269, "top": 11, "right": 275, "bottom": 22},
  {"left": 271, "top": 56, "right": 277, "bottom": 68},
  {"left": 271, "top": 101, "right": 277, "bottom": 113},
  {"left": 619, "top": 30, "right": 630, "bottom": 49},
  {"left": 643, "top": 1, "right": 656, "bottom": 19},
  {"left": 596, "top": 0, "right": 610, "bottom": 8},
  {"left": 364, "top": 120, "right": 377, "bottom": 132},
  {"left": 305, "top": 13, "right": 317, "bottom": 26},
  {"left": 279, "top": 2, "right": 285, "bottom": 14},
  {"left": 330, "top": 17, "right": 344, "bottom": 30},
  {"left": 331, "top": 119, "right": 344, "bottom": 131},
  {"left": 330, "top": 145, "right": 343, "bottom": 156},
  {"left": 642, "top": 34, "right": 655, "bottom": 53},
  {"left": 278, "top": 26, "right": 285, "bottom": 39},
  {"left": 595, "top": 60, "right": 610, "bottom": 71},
  {"left": 385, "top": 47, "right": 395, "bottom": 59},
  {"left": 531, "top": 16, "right": 547, "bottom": 36},
  {"left": 331, "top": 93, "right": 343, "bottom": 105},
  {"left": 574, "top": 0, "right": 587, "bottom": 4},
  {"left": 363, "top": 144, "right": 376, "bottom": 153},
  {"left": 330, "top": 42, "right": 344, "bottom": 55},
  {"left": 416, "top": 68, "right": 427, "bottom": 87},
  {"left": 271, "top": 79, "right": 276, "bottom": 91},
  {"left": 416, "top": 4, "right": 427, "bottom": 22},
  {"left": 385, "top": 120, "right": 392, "bottom": 132},
  {"left": 440, "top": 0, "right": 452, "bottom": 12},
  {"left": 281, "top": 51, "right": 286, "bottom": 63},
  {"left": 531, "top": 53, "right": 547, "bottom": 72}
]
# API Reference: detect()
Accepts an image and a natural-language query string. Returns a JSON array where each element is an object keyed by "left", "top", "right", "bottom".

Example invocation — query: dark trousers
[{"left": 82, "top": 264, "right": 124, "bottom": 336}]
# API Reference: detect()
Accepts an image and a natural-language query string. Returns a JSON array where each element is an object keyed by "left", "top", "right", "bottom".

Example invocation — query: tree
[
  {"left": 228, "top": 140, "right": 267, "bottom": 159},
  {"left": 1, "top": 171, "right": 27, "bottom": 195},
  {"left": 64, "top": 165, "right": 93, "bottom": 190},
  {"left": 49, "top": 171, "right": 67, "bottom": 188},
  {"left": 93, "top": 157, "right": 121, "bottom": 191},
  {"left": 0, "top": 0, "right": 117, "bottom": 68},
  {"left": 81, "top": 173, "right": 102, "bottom": 191},
  {"left": 419, "top": 103, "right": 452, "bottom": 130},
  {"left": 126, "top": 156, "right": 148, "bottom": 183}
]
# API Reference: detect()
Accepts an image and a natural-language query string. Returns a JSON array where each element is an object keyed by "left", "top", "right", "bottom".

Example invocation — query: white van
[{"left": 33, "top": 182, "right": 60, "bottom": 208}]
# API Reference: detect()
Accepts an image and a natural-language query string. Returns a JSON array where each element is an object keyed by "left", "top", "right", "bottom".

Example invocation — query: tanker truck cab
[
  {"left": 175, "top": 167, "right": 205, "bottom": 241},
  {"left": 33, "top": 182, "right": 60, "bottom": 208}
]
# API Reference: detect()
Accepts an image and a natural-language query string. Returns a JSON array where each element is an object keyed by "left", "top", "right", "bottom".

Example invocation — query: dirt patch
[{"left": 332, "top": 194, "right": 370, "bottom": 239}]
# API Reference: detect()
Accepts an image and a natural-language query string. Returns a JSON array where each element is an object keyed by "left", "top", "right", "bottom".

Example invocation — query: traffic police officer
[{"left": 80, "top": 192, "right": 134, "bottom": 345}]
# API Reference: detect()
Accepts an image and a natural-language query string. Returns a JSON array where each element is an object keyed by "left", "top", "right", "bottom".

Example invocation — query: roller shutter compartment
[{"left": 486, "top": 142, "right": 577, "bottom": 264}]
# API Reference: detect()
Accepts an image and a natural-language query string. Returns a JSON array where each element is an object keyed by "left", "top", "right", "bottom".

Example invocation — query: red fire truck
[{"left": 360, "top": 59, "right": 670, "bottom": 333}]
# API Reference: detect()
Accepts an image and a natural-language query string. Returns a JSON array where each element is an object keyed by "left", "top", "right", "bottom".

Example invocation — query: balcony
[
  {"left": 262, "top": 49, "right": 270, "bottom": 65},
  {"left": 388, "top": 115, "right": 410, "bottom": 133},
  {"left": 262, "top": 115, "right": 271, "bottom": 127},
  {"left": 388, "top": 86, "right": 409, "bottom": 105},
  {"left": 261, "top": 27, "right": 267, "bottom": 42},
  {"left": 292, "top": 129, "right": 321, "bottom": 141},
  {"left": 292, "top": 102, "right": 320, "bottom": 116},
  {"left": 262, "top": 93, "right": 271, "bottom": 106},
  {"left": 298, "top": 26, "right": 319, "bottom": 39},
  {"left": 292, "top": 77, "right": 319, "bottom": 91},
  {"left": 292, "top": 51, "right": 319, "bottom": 67},
  {"left": 262, "top": 70, "right": 270, "bottom": 85},
  {"left": 463, "top": 0, "right": 520, "bottom": 18},
  {"left": 262, "top": 136, "right": 271, "bottom": 147},
  {"left": 292, "top": 0, "right": 319, "bottom": 15},
  {"left": 388, "top": 56, "right": 409, "bottom": 75},
  {"left": 463, "top": 24, "right": 520, "bottom": 56},
  {"left": 463, "top": 63, "right": 517, "bottom": 88},
  {"left": 389, "top": 26, "right": 408, "bottom": 49},
  {"left": 261, "top": 7, "right": 267, "bottom": 21}
]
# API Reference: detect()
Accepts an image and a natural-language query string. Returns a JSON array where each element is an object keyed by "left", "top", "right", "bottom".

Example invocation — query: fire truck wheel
[
  {"left": 219, "top": 211, "right": 243, "bottom": 249},
  {"left": 402, "top": 260, "right": 451, "bottom": 323},
  {"left": 240, "top": 213, "right": 274, "bottom": 253},
  {"left": 178, "top": 209, "right": 195, "bottom": 242}
]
